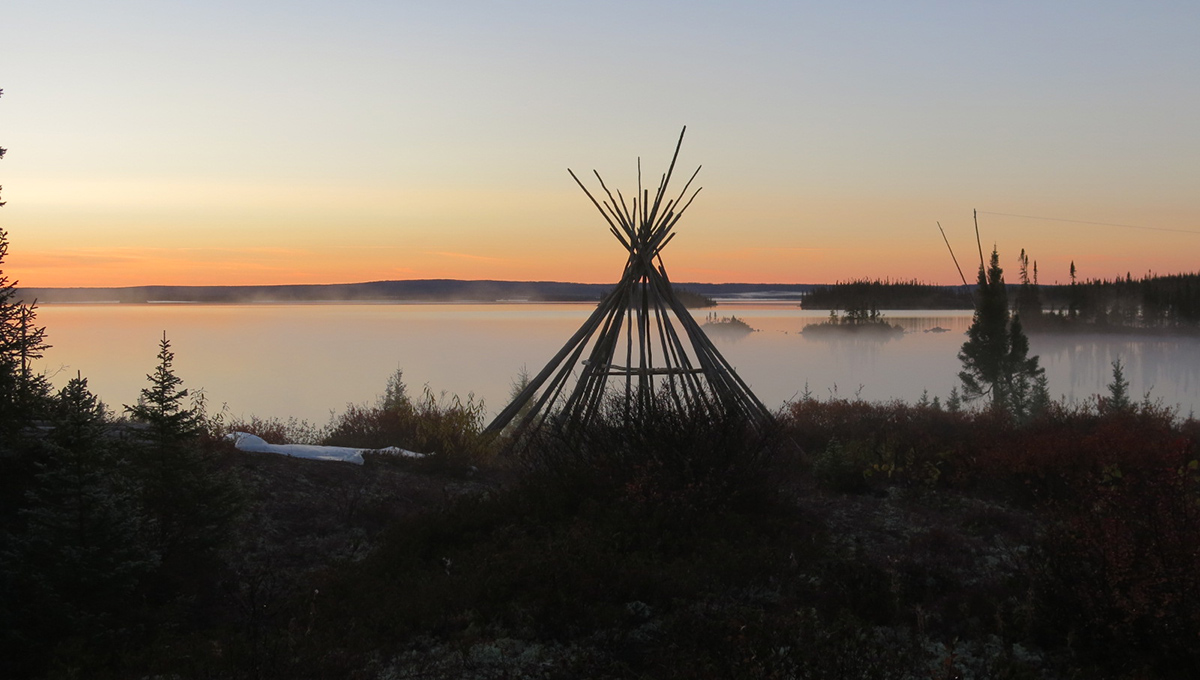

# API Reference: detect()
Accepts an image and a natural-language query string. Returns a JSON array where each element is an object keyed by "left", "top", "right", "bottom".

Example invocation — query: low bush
[
  {"left": 812, "top": 437, "right": 873, "bottom": 493},
  {"left": 784, "top": 394, "right": 1200, "bottom": 677},
  {"left": 786, "top": 397, "right": 978, "bottom": 491},
  {"left": 324, "top": 369, "right": 488, "bottom": 471},
  {"left": 514, "top": 393, "right": 780, "bottom": 514},
  {"left": 1029, "top": 411, "right": 1200, "bottom": 676},
  {"left": 219, "top": 414, "right": 327, "bottom": 445}
]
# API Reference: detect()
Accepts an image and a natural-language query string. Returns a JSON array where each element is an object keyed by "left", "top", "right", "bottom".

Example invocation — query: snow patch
[{"left": 227, "top": 432, "right": 428, "bottom": 465}]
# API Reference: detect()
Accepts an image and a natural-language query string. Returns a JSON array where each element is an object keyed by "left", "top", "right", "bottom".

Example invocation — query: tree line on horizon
[
  {"left": 1036, "top": 270, "right": 1200, "bottom": 330},
  {"left": 801, "top": 278, "right": 975, "bottom": 311},
  {"left": 802, "top": 266, "right": 1200, "bottom": 332}
]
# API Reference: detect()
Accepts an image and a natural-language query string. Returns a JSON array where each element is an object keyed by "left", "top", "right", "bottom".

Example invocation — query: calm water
[{"left": 32, "top": 302, "right": 1200, "bottom": 424}]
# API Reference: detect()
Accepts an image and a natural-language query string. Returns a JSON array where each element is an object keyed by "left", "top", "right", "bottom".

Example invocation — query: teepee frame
[{"left": 484, "top": 128, "right": 773, "bottom": 440}]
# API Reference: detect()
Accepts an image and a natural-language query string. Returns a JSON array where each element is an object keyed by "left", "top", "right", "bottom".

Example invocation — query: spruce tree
[
  {"left": 1015, "top": 248, "right": 1043, "bottom": 321},
  {"left": 1103, "top": 358, "right": 1133, "bottom": 413},
  {"left": 2, "top": 375, "right": 153, "bottom": 677},
  {"left": 1068, "top": 260, "right": 1080, "bottom": 319},
  {"left": 958, "top": 248, "right": 1046, "bottom": 416},
  {"left": 1005, "top": 312, "right": 1049, "bottom": 419},
  {"left": 0, "top": 87, "right": 51, "bottom": 438},
  {"left": 0, "top": 89, "right": 53, "bottom": 568},
  {"left": 959, "top": 250, "right": 1010, "bottom": 409},
  {"left": 126, "top": 332, "right": 204, "bottom": 447},
  {"left": 124, "top": 333, "right": 238, "bottom": 569}
]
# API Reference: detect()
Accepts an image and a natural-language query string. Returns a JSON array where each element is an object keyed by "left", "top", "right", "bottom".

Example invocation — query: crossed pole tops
[{"left": 568, "top": 126, "right": 701, "bottom": 273}]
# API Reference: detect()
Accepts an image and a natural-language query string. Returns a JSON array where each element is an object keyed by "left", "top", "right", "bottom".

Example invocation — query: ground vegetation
[{"left": 0, "top": 355, "right": 1195, "bottom": 678}]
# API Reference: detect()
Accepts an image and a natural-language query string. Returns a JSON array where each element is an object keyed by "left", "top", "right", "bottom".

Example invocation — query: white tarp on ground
[{"left": 228, "top": 432, "right": 428, "bottom": 465}]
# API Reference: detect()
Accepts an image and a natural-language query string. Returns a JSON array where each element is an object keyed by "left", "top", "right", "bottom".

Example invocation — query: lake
[{"left": 32, "top": 302, "right": 1200, "bottom": 425}]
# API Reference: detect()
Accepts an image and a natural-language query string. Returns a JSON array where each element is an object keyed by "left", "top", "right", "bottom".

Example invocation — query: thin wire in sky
[{"left": 978, "top": 211, "right": 1200, "bottom": 236}]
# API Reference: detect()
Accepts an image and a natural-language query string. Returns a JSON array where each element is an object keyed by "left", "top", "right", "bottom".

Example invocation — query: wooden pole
[
  {"left": 974, "top": 208, "right": 985, "bottom": 271},
  {"left": 938, "top": 221, "right": 969, "bottom": 287}
]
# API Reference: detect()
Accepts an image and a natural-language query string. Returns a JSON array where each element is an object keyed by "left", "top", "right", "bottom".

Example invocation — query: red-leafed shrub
[
  {"left": 974, "top": 403, "right": 1188, "bottom": 505},
  {"left": 785, "top": 398, "right": 980, "bottom": 491},
  {"left": 786, "top": 395, "right": 1200, "bottom": 675},
  {"left": 1034, "top": 438, "right": 1200, "bottom": 675}
]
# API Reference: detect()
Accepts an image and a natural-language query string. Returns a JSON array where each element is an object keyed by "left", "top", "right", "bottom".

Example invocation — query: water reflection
[
  {"left": 31, "top": 303, "right": 1200, "bottom": 423},
  {"left": 1032, "top": 333, "right": 1200, "bottom": 415},
  {"left": 704, "top": 308, "right": 976, "bottom": 406}
]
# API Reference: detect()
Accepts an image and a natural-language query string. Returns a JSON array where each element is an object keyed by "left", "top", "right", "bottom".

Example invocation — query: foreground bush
[
  {"left": 785, "top": 396, "right": 1200, "bottom": 677},
  {"left": 323, "top": 369, "right": 488, "bottom": 470},
  {"left": 787, "top": 397, "right": 979, "bottom": 492},
  {"left": 514, "top": 394, "right": 782, "bottom": 513},
  {"left": 1029, "top": 410, "right": 1200, "bottom": 676}
]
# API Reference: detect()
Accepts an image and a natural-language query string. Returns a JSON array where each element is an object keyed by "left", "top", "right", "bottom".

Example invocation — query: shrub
[
  {"left": 324, "top": 369, "right": 487, "bottom": 470},
  {"left": 514, "top": 392, "right": 780, "bottom": 514},
  {"left": 786, "top": 397, "right": 976, "bottom": 491},
  {"left": 813, "top": 438, "right": 871, "bottom": 493},
  {"left": 218, "top": 414, "right": 326, "bottom": 445},
  {"left": 1032, "top": 420, "right": 1200, "bottom": 675}
]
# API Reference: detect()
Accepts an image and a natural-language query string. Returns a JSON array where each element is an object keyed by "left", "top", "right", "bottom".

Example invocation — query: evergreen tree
[
  {"left": 958, "top": 248, "right": 1046, "bottom": 416},
  {"left": 1102, "top": 357, "right": 1133, "bottom": 414},
  {"left": 126, "top": 332, "right": 204, "bottom": 446},
  {"left": 1015, "top": 248, "right": 1043, "bottom": 321},
  {"left": 1068, "top": 260, "right": 1080, "bottom": 319},
  {"left": 946, "top": 386, "right": 963, "bottom": 413},
  {"left": 2, "top": 375, "right": 154, "bottom": 677},
  {"left": 0, "top": 89, "right": 53, "bottom": 564},
  {"left": 1004, "top": 313, "right": 1050, "bottom": 419},
  {"left": 959, "top": 250, "right": 1010, "bottom": 409},
  {"left": 124, "top": 333, "right": 239, "bottom": 568},
  {"left": 1028, "top": 373, "right": 1051, "bottom": 417},
  {"left": 0, "top": 87, "right": 51, "bottom": 438}
]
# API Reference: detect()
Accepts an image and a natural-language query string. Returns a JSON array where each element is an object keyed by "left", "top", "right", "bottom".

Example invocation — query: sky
[{"left": 2, "top": 1, "right": 1198, "bottom": 287}]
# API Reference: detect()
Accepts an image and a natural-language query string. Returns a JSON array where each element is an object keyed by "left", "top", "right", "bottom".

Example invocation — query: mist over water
[{"left": 33, "top": 303, "right": 1200, "bottom": 425}]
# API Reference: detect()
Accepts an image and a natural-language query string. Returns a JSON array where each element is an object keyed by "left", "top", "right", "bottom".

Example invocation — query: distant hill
[{"left": 19, "top": 280, "right": 816, "bottom": 304}]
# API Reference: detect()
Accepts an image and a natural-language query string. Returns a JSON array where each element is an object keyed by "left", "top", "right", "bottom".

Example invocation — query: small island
[
  {"left": 701, "top": 312, "right": 755, "bottom": 336},
  {"left": 801, "top": 306, "right": 904, "bottom": 336}
]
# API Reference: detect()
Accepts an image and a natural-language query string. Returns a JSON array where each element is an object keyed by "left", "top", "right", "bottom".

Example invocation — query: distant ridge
[{"left": 18, "top": 280, "right": 816, "bottom": 304}]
